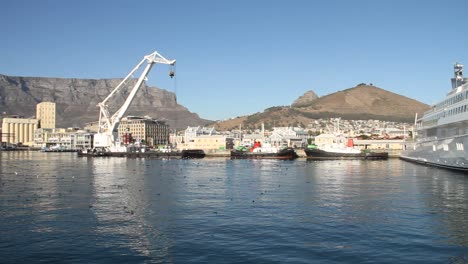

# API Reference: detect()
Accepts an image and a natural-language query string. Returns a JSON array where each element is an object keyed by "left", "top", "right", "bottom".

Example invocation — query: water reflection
[
  {"left": 2, "top": 153, "right": 468, "bottom": 263},
  {"left": 306, "top": 159, "right": 468, "bottom": 252},
  {"left": 414, "top": 166, "right": 468, "bottom": 246},
  {"left": 90, "top": 157, "right": 176, "bottom": 261},
  {"left": 0, "top": 152, "right": 99, "bottom": 261}
]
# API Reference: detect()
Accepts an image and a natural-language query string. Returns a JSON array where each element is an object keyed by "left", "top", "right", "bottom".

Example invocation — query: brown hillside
[
  {"left": 214, "top": 116, "right": 248, "bottom": 131},
  {"left": 298, "top": 85, "right": 429, "bottom": 120},
  {"left": 213, "top": 85, "right": 430, "bottom": 130}
]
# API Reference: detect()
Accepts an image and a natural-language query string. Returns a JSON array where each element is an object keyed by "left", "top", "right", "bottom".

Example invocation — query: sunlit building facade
[
  {"left": 1, "top": 116, "right": 38, "bottom": 146},
  {"left": 36, "top": 102, "right": 56, "bottom": 129},
  {"left": 118, "top": 116, "right": 170, "bottom": 147}
]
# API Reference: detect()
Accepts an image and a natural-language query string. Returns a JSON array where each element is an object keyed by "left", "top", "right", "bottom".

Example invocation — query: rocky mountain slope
[
  {"left": 291, "top": 90, "right": 319, "bottom": 107},
  {"left": 214, "top": 84, "right": 430, "bottom": 131},
  {"left": 0, "top": 74, "right": 210, "bottom": 129}
]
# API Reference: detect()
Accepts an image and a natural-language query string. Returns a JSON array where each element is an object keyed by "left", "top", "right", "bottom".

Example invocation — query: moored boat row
[
  {"left": 75, "top": 144, "right": 391, "bottom": 160},
  {"left": 76, "top": 148, "right": 206, "bottom": 159}
]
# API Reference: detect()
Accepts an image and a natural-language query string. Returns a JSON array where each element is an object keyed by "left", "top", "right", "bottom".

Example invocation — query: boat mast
[{"left": 452, "top": 63, "right": 464, "bottom": 89}]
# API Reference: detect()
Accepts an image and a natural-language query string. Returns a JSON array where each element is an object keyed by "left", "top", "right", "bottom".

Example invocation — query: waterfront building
[
  {"left": 184, "top": 126, "right": 218, "bottom": 143},
  {"left": 176, "top": 126, "right": 234, "bottom": 150},
  {"left": 169, "top": 131, "right": 184, "bottom": 148},
  {"left": 118, "top": 116, "right": 170, "bottom": 147},
  {"left": 47, "top": 128, "right": 77, "bottom": 148},
  {"left": 354, "top": 139, "right": 406, "bottom": 157},
  {"left": 269, "top": 127, "right": 309, "bottom": 147},
  {"left": 353, "top": 139, "right": 405, "bottom": 151},
  {"left": 70, "top": 132, "right": 94, "bottom": 149},
  {"left": 1, "top": 116, "right": 38, "bottom": 146},
  {"left": 313, "top": 133, "right": 336, "bottom": 147},
  {"left": 178, "top": 135, "right": 234, "bottom": 150},
  {"left": 83, "top": 122, "right": 99, "bottom": 133},
  {"left": 36, "top": 102, "right": 56, "bottom": 129},
  {"left": 33, "top": 127, "right": 93, "bottom": 150},
  {"left": 33, "top": 128, "right": 54, "bottom": 147},
  {"left": 241, "top": 133, "right": 265, "bottom": 146},
  {"left": 224, "top": 129, "right": 243, "bottom": 148},
  {"left": 371, "top": 127, "right": 410, "bottom": 139},
  {"left": 83, "top": 116, "right": 171, "bottom": 147}
]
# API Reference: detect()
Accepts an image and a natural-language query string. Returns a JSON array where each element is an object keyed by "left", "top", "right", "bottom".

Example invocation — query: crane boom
[{"left": 93, "top": 51, "right": 176, "bottom": 151}]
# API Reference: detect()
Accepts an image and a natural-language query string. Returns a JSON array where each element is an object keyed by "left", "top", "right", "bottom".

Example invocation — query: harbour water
[{"left": 1, "top": 151, "right": 468, "bottom": 263}]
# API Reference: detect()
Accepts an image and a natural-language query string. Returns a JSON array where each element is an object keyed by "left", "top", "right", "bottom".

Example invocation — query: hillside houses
[{"left": 170, "top": 118, "right": 412, "bottom": 151}]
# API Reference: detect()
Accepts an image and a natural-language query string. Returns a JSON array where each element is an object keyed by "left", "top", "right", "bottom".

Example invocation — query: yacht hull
[{"left": 400, "top": 134, "right": 468, "bottom": 171}]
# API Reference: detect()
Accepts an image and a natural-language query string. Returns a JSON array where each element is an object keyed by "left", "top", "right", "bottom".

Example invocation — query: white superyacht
[{"left": 400, "top": 63, "right": 468, "bottom": 171}]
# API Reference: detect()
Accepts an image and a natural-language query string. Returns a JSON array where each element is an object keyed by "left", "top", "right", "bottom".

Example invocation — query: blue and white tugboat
[{"left": 400, "top": 62, "right": 468, "bottom": 171}]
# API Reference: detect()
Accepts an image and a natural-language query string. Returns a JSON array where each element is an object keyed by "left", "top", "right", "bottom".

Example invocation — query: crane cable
[
  {"left": 171, "top": 63, "right": 177, "bottom": 103},
  {"left": 170, "top": 63, "right": 179, "bottom": 144}
]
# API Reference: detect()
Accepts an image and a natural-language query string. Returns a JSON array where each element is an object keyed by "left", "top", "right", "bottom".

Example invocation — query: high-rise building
[{"left": 36, "top": 102, "right": 56, "bottom": 129}]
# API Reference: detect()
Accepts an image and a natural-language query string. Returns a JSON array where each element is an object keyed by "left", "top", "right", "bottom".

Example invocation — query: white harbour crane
[{"left": 93, "top": 51, "right": 176, "bottom": 152}]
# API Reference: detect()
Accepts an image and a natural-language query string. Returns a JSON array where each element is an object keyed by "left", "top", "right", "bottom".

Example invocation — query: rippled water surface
[{"left": 1, "top": 151, "right": 468, "bottom": 263}]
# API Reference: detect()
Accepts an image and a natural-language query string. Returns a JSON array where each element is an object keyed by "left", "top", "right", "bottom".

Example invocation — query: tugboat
[
  {"left": 77, "top": 148, "right": 109, "bottom": 157},
  {"left": 231, "top": 141, "right": 298, "bottom": 160},
  {"left": 304, "top": 139, "right": 388, "bottom": 160},
  {"left": 400, "top": 62, "right": 468, "bottom": 171},
  {"left": 181, "top": 149, "right": 206, "bottom": 159},
  {"left": 304, "top": 146, "right": 388, "bottom": 160}
]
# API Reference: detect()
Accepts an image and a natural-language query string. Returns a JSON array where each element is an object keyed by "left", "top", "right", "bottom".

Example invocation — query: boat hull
[
  {"left": 304, "top": 148, "right": 388, "bottom": 160},
  {"left": 77, "top": 149, "right": 206, "bottom": 159},
  {"left": 181, "top": 149, "right": 206, "bottom": 159},
  {"left": 41, "top": 149, "right": 77, "bottom": 153},
  {"left": 230, "top": 148, "right": 298, "bottom": 160},
  {"left": 77, "top": 150, "right": 181, "bottom": 158},
  {"left": 400, "top": 134, "right": 468, "bottom": 171}
]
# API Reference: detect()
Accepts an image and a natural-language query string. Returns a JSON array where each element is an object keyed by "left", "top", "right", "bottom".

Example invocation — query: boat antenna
[{"left": 454, "top": 62, "right": 463, "bottom": 88}]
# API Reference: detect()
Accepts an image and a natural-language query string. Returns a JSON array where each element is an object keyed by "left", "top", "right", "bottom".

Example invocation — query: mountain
[
  {"left": 214, "top": 84, "right": 430, "bottom": 131},
  {"left": 291, "top": 90, "right": 319, "bottom": 107},
  {"left": 0, "top": 74, "right": 211, "bottom": 129}
]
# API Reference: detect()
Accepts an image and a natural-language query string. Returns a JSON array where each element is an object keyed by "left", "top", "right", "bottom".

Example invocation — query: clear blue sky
[{"left": 2, "top": 0, "right": 467, "bottom": 121}]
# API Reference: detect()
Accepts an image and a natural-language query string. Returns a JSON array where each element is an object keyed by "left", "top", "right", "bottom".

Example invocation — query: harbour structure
[
  {"left": 92, "top": 50, "right": 175, "bottom": 152},
  {"left": 400, "top": 62, "right": 468, "bottom": 171},
  {"left": 1, "top": 115, "right": 38, "bottom": 146},
  {"left": 1, "top": 101, "right": 56, "bottom": 147}
]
